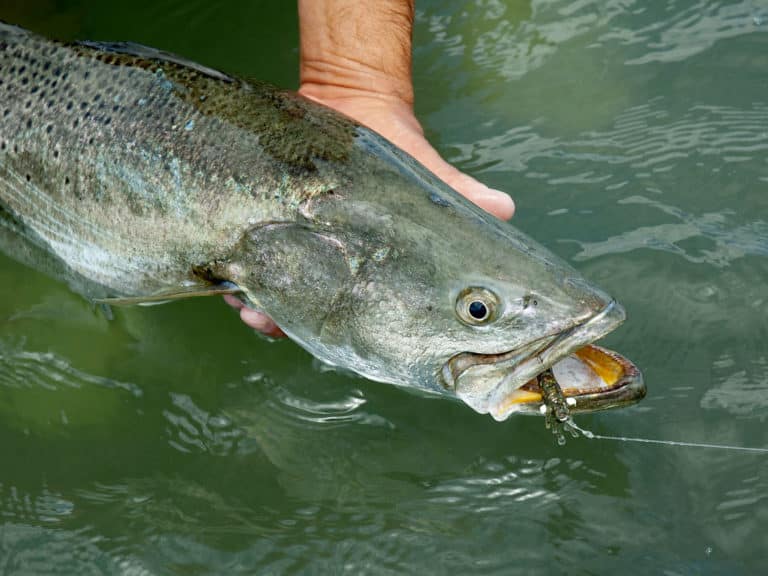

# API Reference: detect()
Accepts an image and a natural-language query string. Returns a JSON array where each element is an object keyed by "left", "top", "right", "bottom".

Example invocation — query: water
[{"left": 1, "top": 0, "right": 767, "bottom": 573}]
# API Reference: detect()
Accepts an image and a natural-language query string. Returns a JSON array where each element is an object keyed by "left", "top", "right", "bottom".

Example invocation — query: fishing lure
[{"left": 538, "top": 369, "right": 579, "bottom": 445}]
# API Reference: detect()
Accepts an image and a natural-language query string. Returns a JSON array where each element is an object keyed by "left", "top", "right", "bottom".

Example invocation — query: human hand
[{"left": 299, "top": 90, "right": 515, "bottom": 220}]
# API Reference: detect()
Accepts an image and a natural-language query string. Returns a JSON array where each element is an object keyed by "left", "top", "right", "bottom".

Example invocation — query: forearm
[{"left": 298, "top": 0, "right": 415, "bottom": 106}]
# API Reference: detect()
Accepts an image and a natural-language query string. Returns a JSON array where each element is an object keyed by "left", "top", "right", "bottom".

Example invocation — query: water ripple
[
  {"left": 0, "top": 483, "right": 74, "bottom": 524},
  {"left": 567, "top": 196, "right": 768, "bottom": 265},
  {"left": 461, "top": 101, "right": 768, "bottom": 174},
  {"left": 715, "top": 474, "right": 768, "bottom": 529},
  {"left": 162, "top": 392, "right": 245, "bottom": 456},
  {"left": 576, "top": 102, "right": 768, "bottom": 169},
  {"left": 702, "top": 354, "right": 768, "bottom": 417},
  {"left": 246, "top": 370, "right": 395, "bottom": 432},
  {"left": 419, "top": 456, "right": 589, "bottom": 517},
  {"left": 423, "top": 0, "right": 766, "bottom": 84},
  {"left": 0, "top": 341, "right": 141, "bottom": 397},
  {"left": 615, "top": 1, "right": 765, "bottom": 65},
  {"left": 0, "top": 523, "right": 152, "bottom": 576},
  {"left": 422, "top": 0, "right": 632, "bottom": 81}
]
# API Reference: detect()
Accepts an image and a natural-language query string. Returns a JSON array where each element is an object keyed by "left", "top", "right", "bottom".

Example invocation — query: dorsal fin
[
  {"left": 0, "top": 21, "right": 33, "bottom": 40},
  {"left": 76, "top": 40, "right": 235, "bottom": 83},
  {"left": 0, "top": 21, "right": 234, "bottom": 84}
]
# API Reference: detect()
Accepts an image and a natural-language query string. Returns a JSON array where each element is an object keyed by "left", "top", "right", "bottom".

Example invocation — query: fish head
[{"left": 228, "top": 128, "right": 643, "bottom": 419}]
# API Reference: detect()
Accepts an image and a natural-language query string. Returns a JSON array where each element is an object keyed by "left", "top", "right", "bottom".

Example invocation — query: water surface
[{"left": 1, "top": 1, "right": 767, "bottom": 573}]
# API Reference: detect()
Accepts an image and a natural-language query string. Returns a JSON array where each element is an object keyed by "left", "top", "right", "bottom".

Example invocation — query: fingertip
[
  {"left": 239, "top": 308, "right": 286, "bottom": 338},
  {"left": 468, "top": 186, "right": 516, "bottom": 220},
  {"left": 223, "top": 294, "right": 244, "bottom": 309},
  {"left": 240, "top": 307, "right": 270, "bottom": 330},
  {"left": 489, "top": 188, "right": 516, "bottom": 219}
]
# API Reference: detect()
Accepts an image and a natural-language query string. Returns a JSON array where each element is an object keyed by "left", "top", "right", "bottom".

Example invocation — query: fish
[{"left": 0, "top": 22, "right": 645, "bottom": 421}]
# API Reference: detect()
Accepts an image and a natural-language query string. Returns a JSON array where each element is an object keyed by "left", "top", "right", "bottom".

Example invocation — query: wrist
[
  {"left": 299, "top": 64, "right": 413, "bottom": 110},
  {"left": 298, "top": 84, "right": 424, "bottom": 146},
  {"left": 298, "top": 0, "right": 415, "bottom": 107}
]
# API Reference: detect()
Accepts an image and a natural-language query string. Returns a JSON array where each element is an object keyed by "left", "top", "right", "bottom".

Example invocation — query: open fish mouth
[
  {"left": 495, "top": 344, "right": 644, "bottom": 417},
  {"left": 443, "top": 300, "right": 645, "bottom": 421}
]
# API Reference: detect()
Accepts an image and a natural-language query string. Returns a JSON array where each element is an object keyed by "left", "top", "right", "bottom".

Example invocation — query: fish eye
[
  {"left": 456, "top": 287, "right": 500, "bottom": 326},
  {"left": 469, "top": 300, "right": 488, "bottom": 320}
]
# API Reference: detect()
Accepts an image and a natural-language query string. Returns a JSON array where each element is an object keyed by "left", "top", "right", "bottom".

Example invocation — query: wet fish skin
[
  {"left": 0, "top": 23, "right": 624, "bottom": 419},
  {"left": 0, "top": 23, "right": 355, "bottom": 296}
]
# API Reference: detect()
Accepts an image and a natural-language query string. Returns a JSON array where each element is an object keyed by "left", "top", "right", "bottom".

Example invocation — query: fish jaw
[{"left": 443, "top": 300, "right": 641, "bottom": 420}]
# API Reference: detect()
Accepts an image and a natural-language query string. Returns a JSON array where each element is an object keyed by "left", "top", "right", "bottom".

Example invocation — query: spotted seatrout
[{"left": 0, "top": 23, "right": 644, "bottom": 421}]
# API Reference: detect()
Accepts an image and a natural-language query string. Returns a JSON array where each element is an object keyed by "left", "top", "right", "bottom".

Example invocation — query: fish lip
[
  {"left": 444, "top": 300, "right": 628, "bottom": 418},
  {"left": 441, "top": 333, "right": 560, "bottom": 390}
]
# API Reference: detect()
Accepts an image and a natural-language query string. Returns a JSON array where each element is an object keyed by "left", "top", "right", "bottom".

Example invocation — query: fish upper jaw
[{"left": 446, "top": 300, "right": 627, "bottom": 420}]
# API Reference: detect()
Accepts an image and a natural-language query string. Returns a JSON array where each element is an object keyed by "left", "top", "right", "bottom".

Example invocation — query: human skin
[{"left": 226, "top": 0, "right": 516, "bottom": 336}]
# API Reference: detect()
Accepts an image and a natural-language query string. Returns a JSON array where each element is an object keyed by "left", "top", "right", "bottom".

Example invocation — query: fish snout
[{"left": 561, "top": 275, "right": 617, "bottom": 320}]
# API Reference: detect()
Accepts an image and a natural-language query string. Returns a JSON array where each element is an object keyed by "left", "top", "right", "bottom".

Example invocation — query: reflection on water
[
  {"left": 570, "top": 196, "right": 768, "bottom": 266},
  {"left": 0, "top": 484, "right": 74, "bottom": 524},
  {"left": 703, "top": 354, "right": 768, "bottom": 417},
  {"left": 0, "top": 523, "right": 143, "bottom": 575},
  {"left": 1, "top": 0, "right": 768, "bottom": 573}
]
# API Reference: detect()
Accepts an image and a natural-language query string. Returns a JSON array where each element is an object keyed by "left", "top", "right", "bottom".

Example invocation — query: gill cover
[{"left": 227, "top": 223, "right": 354, "bottom": 344}]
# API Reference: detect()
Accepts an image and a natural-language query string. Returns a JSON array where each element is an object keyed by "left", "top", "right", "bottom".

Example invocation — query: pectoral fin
[{"left": 93, "top": 282, "right": 241, "bottom": 306}]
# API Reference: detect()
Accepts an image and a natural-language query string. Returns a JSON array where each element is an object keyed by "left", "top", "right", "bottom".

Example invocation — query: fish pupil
[{"left": 468, "top": 301, "right": 488, "bottom": 320}]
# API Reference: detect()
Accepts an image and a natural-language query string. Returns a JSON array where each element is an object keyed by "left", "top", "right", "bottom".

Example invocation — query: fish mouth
[{"left": 443, "top": 300, "right": 645, "bottom": 421}]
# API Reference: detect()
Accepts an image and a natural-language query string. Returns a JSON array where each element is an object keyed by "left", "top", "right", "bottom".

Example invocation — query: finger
[
  {"left": 223, "top": 294, "right": 245, "bottom": 310},
  {"left": 410, "top": 145, "right": 515, "bottom": 220},
  {"left": 239, "top": 307, "right": 286, "bottom": 338},
  {"left": 225, "top": 294, "right": 287, "bottom": 338},
  {"left": 450, "top": 175, "right": 516, "bottom": 221},
  {"left": 298, "top": 94, "right": 516, "bottom": 220}
]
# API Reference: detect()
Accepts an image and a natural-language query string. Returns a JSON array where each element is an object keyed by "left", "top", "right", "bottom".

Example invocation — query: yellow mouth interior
[
  {"left": 572, "top": 345, "right": 624, "bottom": 387},
  {"left": 499, "top": 344, "right": 628, "bottom": 409}
]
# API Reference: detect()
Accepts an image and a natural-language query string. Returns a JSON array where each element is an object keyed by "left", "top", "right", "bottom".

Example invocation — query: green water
[{"left": 1, "top": 1, "right": 767, "bottom": 573}]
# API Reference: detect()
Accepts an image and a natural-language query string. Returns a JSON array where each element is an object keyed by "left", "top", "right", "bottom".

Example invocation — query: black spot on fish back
[
  {"left": 70, "top": 41, "right": 360, "bottom": 172},
  {"left": 0, "top": 23, "right": 356, "bottom": 218}
]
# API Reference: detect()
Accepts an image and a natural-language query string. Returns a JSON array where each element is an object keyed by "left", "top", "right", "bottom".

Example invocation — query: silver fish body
[
  {"left": 0, "top": 23, "right": 346, "bottom": 296},
  {"left": 0, "top": 23, "right": 644, "bottom": 420}
]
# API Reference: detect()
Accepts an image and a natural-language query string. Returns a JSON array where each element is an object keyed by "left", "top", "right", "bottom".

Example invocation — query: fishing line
[{"left": 568, "top": 421, "right": 768, "bottom": 454}]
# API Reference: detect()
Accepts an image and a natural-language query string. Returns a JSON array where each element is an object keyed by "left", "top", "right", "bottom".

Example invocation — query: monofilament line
[{"left": 568, "top": 421, "right": 768, "bottom": 454}]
